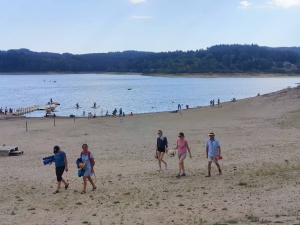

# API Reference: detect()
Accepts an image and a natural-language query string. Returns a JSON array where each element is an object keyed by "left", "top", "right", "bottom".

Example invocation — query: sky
[{"left": 0, "top": 0, "right": 299, "bottom": 54}]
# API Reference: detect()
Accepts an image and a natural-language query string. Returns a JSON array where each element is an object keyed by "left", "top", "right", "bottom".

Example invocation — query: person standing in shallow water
[
  {"left": 174, "top": 132, "right": 192, "bottom": 178},
  {"left": 205, "top": 132, "right": 222, "bottom": 177},
  {"left": 156, "top": 130, "right": 168, "bottom": 171},
  {"left": 53, "top": 145, "right": 69, "bottom": 194}
]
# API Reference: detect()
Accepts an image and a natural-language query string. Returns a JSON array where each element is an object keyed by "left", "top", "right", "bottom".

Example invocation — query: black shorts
[
  {"left": 157, "top": 147, "right": 166, "bottom": 153},
  {"left": 55, "top": 166, "right": 65, "bottom": 181}
]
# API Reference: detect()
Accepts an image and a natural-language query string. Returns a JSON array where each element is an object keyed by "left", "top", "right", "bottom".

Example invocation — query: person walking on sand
[
  {"left": 205, "top": 132, "right": 222, "bottom": 177},
  {"left": 174, "top": 132, "right": 192, "bottom": 178},
  {"left": 80, "top": 144, "right": 96, "bottom": 194},
  {"left": 156, "top": 130, "right": 168, "bottom": 172},
  {"left": 53, "top": 145, "right": 69, "bottom": 194}
]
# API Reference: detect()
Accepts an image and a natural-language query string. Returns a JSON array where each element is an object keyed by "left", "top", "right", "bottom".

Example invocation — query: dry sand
[{"left": 1, "top": 86, "right": 300, "bottom": 225}]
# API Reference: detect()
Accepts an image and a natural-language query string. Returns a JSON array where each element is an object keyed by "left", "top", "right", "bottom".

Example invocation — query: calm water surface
[{"left": 0, "top": 74, "right": 299, "bottom": 117}]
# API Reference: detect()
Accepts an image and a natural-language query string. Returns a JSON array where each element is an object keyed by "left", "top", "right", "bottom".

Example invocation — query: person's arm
[
  {"left": 90, "top": 158, "right": 95, "bottom": 173},
  {"left": 174, "top": 140, "right": 178, "bottom": 150},
  {"left": 64, "top": 156, "right": 68, "bottom": 172},
  {"left": 218, "top": 146, "right": 221, "bottom": 156},
  {"left": 165, "top": 137, "right": 168, "bottom": 151},
  {"left": 206, "top": 146, "right": 209, "bottom": 158},
  {"left": 186, "top": 142, "right": 192, "bottom": 158}
]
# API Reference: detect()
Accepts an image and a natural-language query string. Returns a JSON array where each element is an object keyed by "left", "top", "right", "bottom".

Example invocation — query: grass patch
[
  {"left": 226, "top": 220, "right": 238, "bottom": 224},
  {"left": 238, "top": 181, "right": 247, "bottom": 186},
  {"left": 113, "top": 201, "right": 120, "bottom": 204},
  {"left": 76, "top": 202, "right": 83, "bottom": 205},
  {"left": 247, "top": 215, "right": 259, "bottom": 222}
]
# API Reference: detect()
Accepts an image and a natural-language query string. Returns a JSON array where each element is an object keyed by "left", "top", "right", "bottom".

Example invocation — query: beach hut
[{"left": 0, "top": 146, "right": 24, "bottom": 156}]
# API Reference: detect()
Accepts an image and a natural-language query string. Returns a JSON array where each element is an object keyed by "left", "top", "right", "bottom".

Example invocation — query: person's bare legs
[
  {"left": 178, "top": 156, "right": 185, "bottom": 174},
  {"left": 87, "top": 176, "right": 96, "bottom": 189},
  {"left": 216, "top": 163, "right": 222, "bottom": 174},
  {"left": 82, "top": 177, "right": 87, "bottom": 193},
  {"left": 56, "top": 181, "right": 62, "bottom": 191},
  {"left": 158, "top": 152, "right": 166, "bottom": 169},
  {"left": 206, "top": 161, "right": 212, "bottom": 177}
]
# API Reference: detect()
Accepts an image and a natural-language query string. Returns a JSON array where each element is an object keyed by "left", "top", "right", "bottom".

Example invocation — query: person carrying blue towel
[{"left": 53, "top": 145, "right": 69, "bottom": 194}]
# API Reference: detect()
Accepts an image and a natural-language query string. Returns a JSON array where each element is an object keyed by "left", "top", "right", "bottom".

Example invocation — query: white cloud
[
  {"left": 129, "top": 0, "right": 146, "bottom": 3},
  {"left": 267, "top": 0, "right": 300, "bottom": 7},
  {"left": 238, "top": 1, "right": 252, "bottom": 8},
  {"left": 131, "top": 16, "right": 152, "bottom": 19}
]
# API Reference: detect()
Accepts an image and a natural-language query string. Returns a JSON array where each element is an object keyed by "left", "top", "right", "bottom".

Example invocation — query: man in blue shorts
[{"left": 205, "top": 132, "right": 222, "bottom": 177}]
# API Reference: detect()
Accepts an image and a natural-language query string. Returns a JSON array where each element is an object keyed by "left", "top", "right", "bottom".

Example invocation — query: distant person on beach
[
  {"left": 119, "top": 108, "right": 122, "bottom": 116},
  {"left": 50, "top": 98, "right": 52, "bottom": 103},
  {"left": 156, "top": 130, "right": 168, "bottom": 172},
  {"left": 93, "top": 102, "right": 96, "bottom": 108},
  {"left": 112, "top": 108, "right": 117, "bottom": 116},
  {"left": 129, "top": 112, "right": 133, "bottom": 116},
  {"left": 212, "top": 99, "right": 215, "bottom": 107},
  {"left": 80, "top": 144, "right": 96, "bottom": 194},
  {"left": 0, "top": 107, "right": 2, "bottom": 114},
  {"left": 122, "top": 112, "right": 125, "bottom": 117},
  {"left": 174, "top": 132, "right": 192, "bottom": 178},
  {"left": 53, "top": 145, "right": 69, "bottom": 194},
  {"left": 178, "top": 104, "right": 181, "bottom": 110},
  {"left": 217, "top": 98, "right": 220, "bottom": 107},
  {"left": 76, "top": 103, "right": 79, "bottom": 108},
  {"left": 106, "top": 110, "right": 109, "bottom": 116},
  {"left": 205, "top": 132, "right": 222, "bottom": 177}
]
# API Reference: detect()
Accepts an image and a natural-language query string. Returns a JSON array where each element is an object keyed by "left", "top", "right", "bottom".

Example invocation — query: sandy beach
[{"left": 1, "top": 86, "right": 300, "bottom": 225}]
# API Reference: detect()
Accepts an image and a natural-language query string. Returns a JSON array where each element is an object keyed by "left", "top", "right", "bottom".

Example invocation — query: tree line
[{"left": 0, "top": 44, "right": 299, "bottom": 74}]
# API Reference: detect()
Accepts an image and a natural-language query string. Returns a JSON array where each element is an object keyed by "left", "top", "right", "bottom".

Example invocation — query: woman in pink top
[{"left": 174, "top": 132, "right": 192, "bottom": 178}]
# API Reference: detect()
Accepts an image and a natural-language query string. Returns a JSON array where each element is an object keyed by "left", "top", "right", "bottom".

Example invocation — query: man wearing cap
[{"left": 205, "top": 132, "right": 222, "bottom": 177}]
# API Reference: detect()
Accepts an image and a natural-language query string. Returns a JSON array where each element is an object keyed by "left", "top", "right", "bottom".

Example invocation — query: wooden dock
[{"left": 12, "top": 104, "right": 56, "bottom": 116}]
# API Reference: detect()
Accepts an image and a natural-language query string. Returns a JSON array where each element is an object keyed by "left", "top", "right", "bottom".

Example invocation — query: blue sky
[{"left": 0, "top": 0, "right": 299, "bottom": 54}]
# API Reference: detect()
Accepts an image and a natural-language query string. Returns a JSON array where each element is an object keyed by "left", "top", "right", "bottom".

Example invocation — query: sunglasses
[
  {"left": 178, "top": 135, "right": 182, "bottom": 137},
  {"left": 158, "top": 133, "right": 162, "bottom": 134}
]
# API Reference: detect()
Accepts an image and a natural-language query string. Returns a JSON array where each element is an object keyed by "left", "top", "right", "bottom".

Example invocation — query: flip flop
[
  {"left": 53, "top": 190, "right": 59, "bottom": 194},
  {"left": 92, "top": 187, "right": 97, "bottom": 191},
  {"left": 80, "top": 191, "right": 86, "bottom": 194},
  {"left": 65, "top": 183, "right": 69, "bottom": 190}
]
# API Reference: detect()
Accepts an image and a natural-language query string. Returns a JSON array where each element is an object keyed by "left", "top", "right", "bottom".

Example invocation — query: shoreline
[
  {"left": 0, "top": 72, "right": 299, "bottom": 78},
  {"left": 0, "top": 86, "right": 296, "bottom": 120}
]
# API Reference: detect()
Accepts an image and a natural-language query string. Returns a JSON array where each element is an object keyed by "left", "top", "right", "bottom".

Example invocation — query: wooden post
[
  {"left": 74, "top": 117, "right": 75, "bottom": 123},
  {"left": 54, "top": 116, "right": 55, "bottom": 127},
  {"left": 26, "top": 121, "right": 28, "bottom": 131}
]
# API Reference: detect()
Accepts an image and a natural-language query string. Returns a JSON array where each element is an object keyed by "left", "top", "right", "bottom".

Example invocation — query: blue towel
[{"left": 43, "top": 157, "right": 54, "bottom": 165}]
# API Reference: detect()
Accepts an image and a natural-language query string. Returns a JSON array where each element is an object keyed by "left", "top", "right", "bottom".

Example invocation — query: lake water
[{"left": 0, "top": 74, "right": 299, "bottom": 117}]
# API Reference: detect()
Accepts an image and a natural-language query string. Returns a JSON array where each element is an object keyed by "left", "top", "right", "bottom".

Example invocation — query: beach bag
[{"left": 78, "top": 169, "right": 85, "bottom": 177}]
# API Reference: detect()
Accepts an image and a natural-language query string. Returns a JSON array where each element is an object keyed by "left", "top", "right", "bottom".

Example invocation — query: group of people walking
[
  {"left": 156, "top": 130, "right": 222, "bottom": 178},
  {"left": 51, "top": 132, "right": 221, "bottom": 194},
  {"left": 52, "top": 144, "right": 96, "bottom": 194}
]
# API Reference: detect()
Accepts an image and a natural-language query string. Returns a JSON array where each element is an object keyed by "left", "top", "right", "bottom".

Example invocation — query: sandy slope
[{"left": 0, "top": 86, "right": 300, "bottom": 225}]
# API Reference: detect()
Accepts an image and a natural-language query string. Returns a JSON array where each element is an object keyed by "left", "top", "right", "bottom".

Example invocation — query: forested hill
[{"left": 0, "top": 44, "right": 299, "bottom": 74}]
